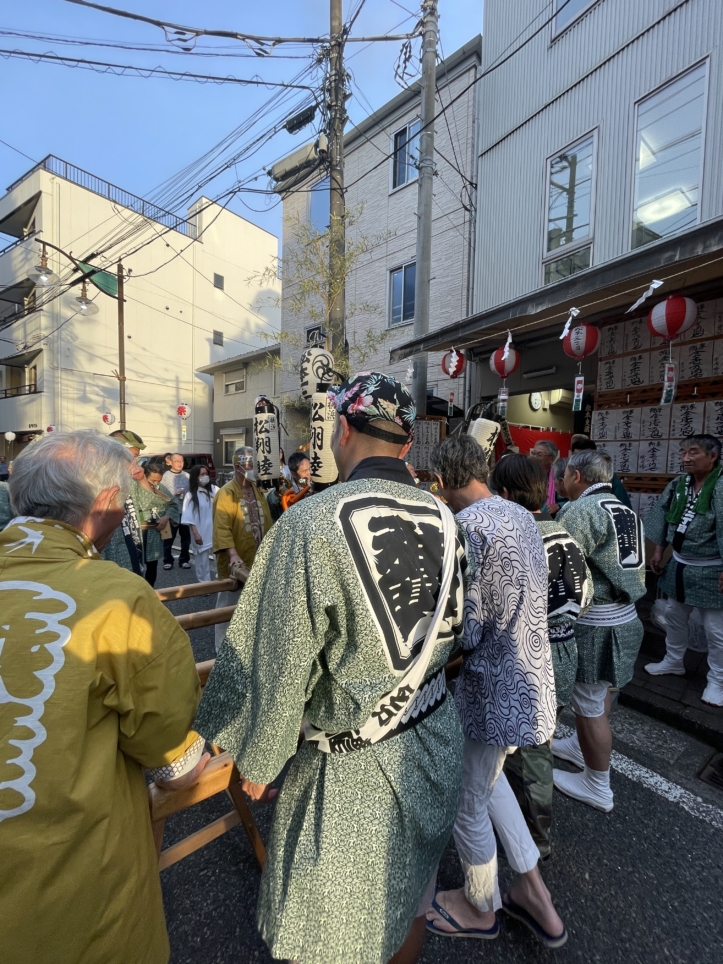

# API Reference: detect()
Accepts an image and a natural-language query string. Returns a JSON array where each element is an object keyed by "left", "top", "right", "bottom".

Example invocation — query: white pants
[
  {"left": 214, "top": 588, "right": 242, "bottom": 653},
  {"left": 453, "top": 738, "right": 540, "bottom": 913},
  {"left": 193, "top": 547, "right": 215, "bottom": 583},
  {"left": 665, "top": 600, "right": 723, "bottom": 686}
]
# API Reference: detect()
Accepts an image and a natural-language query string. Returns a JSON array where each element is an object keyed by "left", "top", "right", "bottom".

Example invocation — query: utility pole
[
  {"left": 411, "top": 0, "right": 439, "bottom": 416},
  {"left": 328, "top": 0, "right": 346, "bottom": 357},
  {"left": 116, "top": 261, "right": 127, "bottom": 431}
]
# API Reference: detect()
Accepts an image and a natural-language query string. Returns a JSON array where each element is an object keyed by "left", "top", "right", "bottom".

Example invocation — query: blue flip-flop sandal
[
  {"left": 426, "top": 895, "right": 499, "bottom": 940},
  {"left": 501, "top": 893, "right": 568, "bottom": 949}
]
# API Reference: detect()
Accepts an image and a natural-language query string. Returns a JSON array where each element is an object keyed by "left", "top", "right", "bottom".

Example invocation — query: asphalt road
[{"left": 156, "top": 560, "right": 723, "bottom": 964}]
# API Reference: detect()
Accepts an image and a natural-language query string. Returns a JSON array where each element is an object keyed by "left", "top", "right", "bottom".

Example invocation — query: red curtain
[{"left": 495, "top": 425, "right": 574, "bottom": 459}]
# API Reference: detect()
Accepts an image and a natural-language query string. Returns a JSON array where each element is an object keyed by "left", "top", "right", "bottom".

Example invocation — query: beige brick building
[{"left": 277, "top": 37, "right": 481, "bottom": 452}]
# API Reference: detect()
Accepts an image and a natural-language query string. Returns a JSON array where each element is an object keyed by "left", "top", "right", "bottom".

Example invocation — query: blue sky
[{"left": 0, "top": 1, "right": 482, "bottom": 243}]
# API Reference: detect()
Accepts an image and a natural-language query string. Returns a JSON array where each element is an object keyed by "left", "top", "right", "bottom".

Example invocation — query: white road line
[{"left": 555, "top": 725, "right": 723, "bottom": 831}]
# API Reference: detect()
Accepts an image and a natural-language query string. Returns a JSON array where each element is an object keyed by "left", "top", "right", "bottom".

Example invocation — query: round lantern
[
  {"left": 441, "top": 348, "right": 466, "bottom": 379},
  {"left": 563, "top": 323, "right": 600, "bottom": 360},
  {"left": 468, "top": 418, "right": 500, "bottom": 460},
  {"left": 4, "top": 431, "right": 16, "bottom": 442},
  {"left": 102, "top": 412, "right": 115, "bottom": 426},
  {"left": 647, "top": 295, "right": 698, "bottom": 340},
  {"left": 489, "top": 346, "right": 520, "bottom": 379},
  {"left": 176, "top": 403, "right": 191, "bottom": 420},
  {"left": 300, "top": 347, "right": 335, "bottom": 399}
]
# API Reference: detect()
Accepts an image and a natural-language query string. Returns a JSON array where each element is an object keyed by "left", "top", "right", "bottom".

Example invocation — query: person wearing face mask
[
  {"left": 181, "top": 465, "right": 219, "bottom": 582},
  {"left": 211, "top": 446, "right": 272, "bottom": 651}
]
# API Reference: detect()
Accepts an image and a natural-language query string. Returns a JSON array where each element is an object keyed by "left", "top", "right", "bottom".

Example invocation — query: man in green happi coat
[
  {"left": 552, "top": 449, "right": 646, "bottom": 812},
  {"left": 645, "top": 434, "right": 723, "bottom": 707},
  {"left": 194, "top": 372, "right": 466, "bottom": 964}
]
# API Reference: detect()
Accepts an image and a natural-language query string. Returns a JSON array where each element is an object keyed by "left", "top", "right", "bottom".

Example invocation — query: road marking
[{"left": 556, "top": 725, "right": 723, "bottom": 831}]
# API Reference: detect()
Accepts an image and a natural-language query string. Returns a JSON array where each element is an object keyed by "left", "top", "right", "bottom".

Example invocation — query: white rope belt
[
  {"left": 672, "top": 551, "right": 723, "bottom": 567},
  {"left": 576, "top": 602, "right": 638, "bottom": 627}
]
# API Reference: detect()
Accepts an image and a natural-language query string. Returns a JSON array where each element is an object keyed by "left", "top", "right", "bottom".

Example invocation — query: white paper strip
[{"left": 626, "top": 279, "right": 663, "bottom": 314}]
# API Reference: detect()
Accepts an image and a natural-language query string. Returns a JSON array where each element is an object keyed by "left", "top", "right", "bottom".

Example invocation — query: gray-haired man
[
  {"left": 553, "top": 450, "right": 646, "bottom": 811},
  {"left": 531, "top": 440, "right": 560, "bottom": 513}
]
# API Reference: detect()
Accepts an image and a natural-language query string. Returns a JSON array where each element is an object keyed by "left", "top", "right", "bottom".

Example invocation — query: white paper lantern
[
  {"left": 309, "top": 392, "right": 339, "bottom": 484},
  {"left": 300, "top": 347, "right": 335, "bottom": 399},
  {"left": 4, "top": 431, "right": 16, "bottom": 442},
  {"left": 468, "top": 418, "right": 500, "bottom": 460},
  {"left": 253, "top": 408, "right": 281, "bottom": 486}
]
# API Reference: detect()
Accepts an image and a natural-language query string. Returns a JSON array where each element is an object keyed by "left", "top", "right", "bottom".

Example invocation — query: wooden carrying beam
[
  {"left": 176, "top": 606, "right": 236, "bottom": 631},
  {"left": 155, "top": 578, "right": 238, "bottom": 602}
]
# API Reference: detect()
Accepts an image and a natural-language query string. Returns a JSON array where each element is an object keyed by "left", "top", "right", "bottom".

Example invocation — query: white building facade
[
  {"left": 277, "top": 38, "right": 481, "bottom": 452},
  {"left": 0, "top": 155, "right": 280, "bottom": 458}
]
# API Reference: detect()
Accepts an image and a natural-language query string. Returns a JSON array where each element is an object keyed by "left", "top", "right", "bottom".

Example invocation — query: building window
[
  {"left": 213, "top": 273, "right": 224, "bottom": 290},
  {"left": 224, "top": 434, "right": 246, "bottom": 465},
  {"left": 543, "top": 132, "right": 595, "bottom": 285},
  {"left": 392, "top": 119, "right": 421, "bottom": 189},
  {"left": 224, "top": 367, "right": 246, "bottom": 395},
  {"left": 310, "top": 176, "right": 330, "bottom": 232},
  {"left": 390, "top": 262, "right": 416, "bottom": 326},
  {"left": 213, "top": 330, "right": 224, "bottom": 346},
  {"left": 631, "top": 63, "right": 707, "bottom": 250},
  {"left": 553, "top": 0, "right": 599, "bottom": 35}
]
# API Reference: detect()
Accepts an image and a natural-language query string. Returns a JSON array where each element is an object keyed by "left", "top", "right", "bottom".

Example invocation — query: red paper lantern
[
  {"left": 489, "top": 346, "right": 520, "bottom": 379},
  {"left": 176, "top": 403, "right": 191, "bottom": 420},
  {"left": 647, "top": 295, "right": 698, "bottom": 340},
  {"left": 441, "top": 348, "right": 466, "bottom": 378},
  {"left": 563, "top": 323, "right": 600, "bottom": 360}
]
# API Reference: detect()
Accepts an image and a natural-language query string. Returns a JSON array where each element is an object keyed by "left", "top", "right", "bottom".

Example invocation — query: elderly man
[
  {"left": 570, "top": 437, "right": 632, "bottom": 508},
  {"left": 196, "top": 373, "right": 466, "bottom": 964},
  {"left": 530, "top": 440, "right": 560, "bottom": 513},
  {"left": 552, "top": 450, "right": 646, "bottom": 811},
  {"left": 0, "top": 430, "right": 207, "bottom": 964},
  {"left": 211, "top": 446, "right": 272, "bottom": 651},
  {"left": 161, "top": 453, "right": 191, "bottom": 570},
  {"left": 645, "top": 434, "right": 723, "bottom": 707},
  {"left": 426, "top": 436, "right": 566, "bottom": 949}
]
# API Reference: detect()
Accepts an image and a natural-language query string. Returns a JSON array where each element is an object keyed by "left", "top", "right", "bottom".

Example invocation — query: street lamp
[
  {"left": 28, "top": 243, "right": 60, "bottom": 287},
  {"left": 72, "top": 280, "right": 99, "bottom": 316},
  {"left": 33, "top": 240, "right": 128, "bottom": 429}
]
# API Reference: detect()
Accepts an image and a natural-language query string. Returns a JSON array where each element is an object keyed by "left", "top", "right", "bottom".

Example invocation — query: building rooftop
[{"left": 196, "top": 342, "right": 280, "bottom": 375}]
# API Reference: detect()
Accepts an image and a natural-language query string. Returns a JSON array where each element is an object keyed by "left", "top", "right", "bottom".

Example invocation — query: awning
[
  {"left": 0, "top": 346, "right": 42, "bottom": 368},
  {"left": 390, "top": 216, "right": 723, "bottom": 361}
]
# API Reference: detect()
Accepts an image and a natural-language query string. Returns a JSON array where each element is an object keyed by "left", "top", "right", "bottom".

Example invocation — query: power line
[
  {"left": 0, "top": 46, "right": 318, "bottom": 88},
  {"left": 0, "top": 137, "right": 37, "bottom": 164},
  {"left": 344, "top": 0, "right": 576, "bottom": 191}
]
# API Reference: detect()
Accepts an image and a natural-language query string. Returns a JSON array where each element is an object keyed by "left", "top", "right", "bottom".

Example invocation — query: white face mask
[
  {"left": 244, "top": 468, "right": 256, "bottom": 483},
  {"left": 199, "top": 475, "right": 210, "bottom": 486}
]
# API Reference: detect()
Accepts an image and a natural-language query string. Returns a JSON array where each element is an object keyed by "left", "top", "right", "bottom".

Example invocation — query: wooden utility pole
[
  {"left": 411, "top": 0, "right": 439, "bottom": 416},
  {"left": 328, "top": 0, "right": 346, "bottom": 356},
  {"left": 117, "top": 261, "right": 127, "bottom": 431}
]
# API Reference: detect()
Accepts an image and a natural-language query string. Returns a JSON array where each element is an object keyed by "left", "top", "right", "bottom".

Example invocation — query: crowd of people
[{"left": 1, "top": 369, "right": 722, "bottom": 964}]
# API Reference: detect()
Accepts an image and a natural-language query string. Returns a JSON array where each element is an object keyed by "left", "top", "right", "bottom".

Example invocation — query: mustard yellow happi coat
[{"left": 0, "top": 517, "right": 201, "bottom": 964}]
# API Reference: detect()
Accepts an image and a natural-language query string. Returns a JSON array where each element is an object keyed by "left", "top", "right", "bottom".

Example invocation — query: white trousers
[
  {"left": 192, "top": 547, "right": 214, "bottom": 583},
  {"left": 453, "top": 738, "right": 540, "bottom": 913},
  {"left": 665, "top": 600, "right": 723, "bottom": 686},
  {"left": 214, "top": 588, "right": 242, "bottom": 653}
]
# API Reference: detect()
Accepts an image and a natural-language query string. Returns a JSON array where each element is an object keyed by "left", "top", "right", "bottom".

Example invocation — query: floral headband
[{"left": 328, "top": 371, "right": 416, "bottom": 442}]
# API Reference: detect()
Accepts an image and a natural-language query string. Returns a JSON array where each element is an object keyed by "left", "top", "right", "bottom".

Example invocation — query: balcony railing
[
  {"left": 6, "top": 156, "right": 197, "bottom": 238},
  {"left": 0, "top": 230, "right": 39, "bottom": 259},
  {"left": 0, "top": 384, "right": 40, "bottom": 399}
]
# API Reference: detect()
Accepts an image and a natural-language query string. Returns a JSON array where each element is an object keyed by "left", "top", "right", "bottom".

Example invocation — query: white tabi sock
[{"left": 583, "top": 765, "right": 610, "bottom": 792}]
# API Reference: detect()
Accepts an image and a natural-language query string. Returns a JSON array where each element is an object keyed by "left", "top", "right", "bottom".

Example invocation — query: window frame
[
  {"left": 223, "top": 367, "right": 246, "bottom": 396},
  {"left": 308, "top": 175, "right": 330, "bottom": 232},
  {"left": 213, "top": 273, "right": 224, "bottom": 290},
  {"left": 541, "top": 128, "right": 598, "bottom": 285},
  {"left": 388, "top": 260, "right": 416, "bottom": 329},
  {"left": 389, "top": 117, "right": 422, "bottom": 194},
  {"left": 627, "top": 59, "right": 710, "bottom": 253},
  {"left": 551, "top": 0, "right": 601, "bottom": 40}
]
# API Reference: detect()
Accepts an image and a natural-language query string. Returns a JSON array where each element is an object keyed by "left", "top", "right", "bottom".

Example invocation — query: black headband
[{"left": 346, "top": 414, "right": 411, "bottom": 445}]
